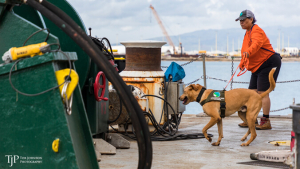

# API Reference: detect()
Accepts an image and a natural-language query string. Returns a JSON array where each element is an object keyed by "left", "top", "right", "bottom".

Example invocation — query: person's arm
[{"left": 245, "top": 28, "right": 264, "bottom": 56}]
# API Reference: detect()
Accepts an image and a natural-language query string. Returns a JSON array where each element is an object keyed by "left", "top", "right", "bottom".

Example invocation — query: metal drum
[{"left": 120, "top": 41, "right": 166, "bottom": 125}]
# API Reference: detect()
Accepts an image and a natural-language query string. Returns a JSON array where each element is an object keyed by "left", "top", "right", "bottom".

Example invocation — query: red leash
[
  {"left": 224, "top": 56, "right": 249, "bottom": 90},
  {"left": 224, "top": 66, "right": 238, "bottom": 90}
]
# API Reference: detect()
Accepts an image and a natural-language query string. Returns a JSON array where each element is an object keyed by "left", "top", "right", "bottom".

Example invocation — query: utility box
[
  {"left": 290, "top": 103, "right": 300, "bottom": 168},
  {"left": 164, "top": 82, "right": 186, "bottom": 116},
  {"left": 0, "top": 53, "right": 98, "bottom": 169}
]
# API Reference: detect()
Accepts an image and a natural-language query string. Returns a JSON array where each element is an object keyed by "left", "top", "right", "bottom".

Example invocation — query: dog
[{"left": 179, "top": 68, "right": 276, "bottom": 146}]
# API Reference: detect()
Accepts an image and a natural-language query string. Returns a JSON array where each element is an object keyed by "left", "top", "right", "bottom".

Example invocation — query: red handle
[{"left": 94, "top": 71, "right": 108, "bottom": 101}]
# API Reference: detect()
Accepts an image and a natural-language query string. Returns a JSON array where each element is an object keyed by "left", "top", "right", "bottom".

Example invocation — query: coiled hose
[{"left": 25, "top": 0, "right": 152, "bottom": 168}]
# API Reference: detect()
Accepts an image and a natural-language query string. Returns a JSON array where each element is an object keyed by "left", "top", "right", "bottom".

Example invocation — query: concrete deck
[{"left": 99, "top": 114, "right": 292, "bottom": 169}]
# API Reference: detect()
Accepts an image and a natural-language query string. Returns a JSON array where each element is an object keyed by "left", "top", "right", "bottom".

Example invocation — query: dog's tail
[{"left": 260, "top": 68, "right": 276, "bottom": 98}]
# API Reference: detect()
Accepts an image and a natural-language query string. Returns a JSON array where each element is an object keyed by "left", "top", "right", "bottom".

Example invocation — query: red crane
[{"left": 150, "top": 5, "right": 176, "bottom": 54}]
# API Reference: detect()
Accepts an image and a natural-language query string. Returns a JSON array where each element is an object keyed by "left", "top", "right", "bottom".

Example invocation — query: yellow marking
[
  {"left": 114, "top": 57, "right": 125, "bottom": 60},
  {"left": 52, "top": 139, "right": 60, "bottom": 153},
  {"left": 108, "top": 49, "right": 118, "bottom": 52},
  {"left": 269, "top": 140, "right": 291, "bottom": 146}
]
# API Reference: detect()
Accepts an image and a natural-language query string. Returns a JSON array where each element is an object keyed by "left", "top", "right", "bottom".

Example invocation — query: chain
[
  {"left": 276, "top": 79, "right": 300, "bottom": 83},
  {"left": 207, "top": 76, "right": 227, "bottom": 82},
  {"left": 206, "top": 76, "right": 300, "bottom": 84},
  {"left": 180, "top": 60, "right": 195, "bottom": 67},
  {"left": 161, "top": 60, "right": 196, "bottom": 68},
  {"left": 161, "top": 56, "right": 202, "bottom": 68},
  {"left": 185, "top": 77, "right": 203, "bottom": 86},
  {"left": 260, "top": 107, "right": 290, "bottom": 112}
]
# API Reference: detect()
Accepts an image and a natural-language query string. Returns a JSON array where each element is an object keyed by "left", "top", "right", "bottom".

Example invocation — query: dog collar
[{"left": 196, "top": 87, "right": 206, "bottom": 103}]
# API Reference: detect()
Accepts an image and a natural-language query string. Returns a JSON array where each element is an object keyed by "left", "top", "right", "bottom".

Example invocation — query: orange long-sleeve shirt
[{"left": 239, "top": 24, "right": 275, "bottom": 73}]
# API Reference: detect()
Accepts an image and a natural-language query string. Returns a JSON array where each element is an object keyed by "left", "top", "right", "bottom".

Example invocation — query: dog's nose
[{"left": 178, "top": 97, "right": 180, "bottom": 100}]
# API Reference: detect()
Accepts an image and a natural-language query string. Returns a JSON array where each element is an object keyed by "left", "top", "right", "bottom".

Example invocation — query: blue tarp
[{"left": 165, "top": 62, "right": 186, "bottom": 82}]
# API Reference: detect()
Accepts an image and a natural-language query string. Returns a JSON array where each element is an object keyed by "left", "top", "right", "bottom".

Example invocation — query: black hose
[
  {"left": 40, "top": 0, "right": 89, "bottom": 45},
  {"left": 26, "top": 0, "right": 152, "bottom": 168},
  {"left": 142, "top": 94, "right": 179, "bottom": 135}
]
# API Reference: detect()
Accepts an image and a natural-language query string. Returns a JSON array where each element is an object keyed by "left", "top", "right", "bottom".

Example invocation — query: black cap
[{"left": 235, "top": 10, "right": 256, "bottom": 23}]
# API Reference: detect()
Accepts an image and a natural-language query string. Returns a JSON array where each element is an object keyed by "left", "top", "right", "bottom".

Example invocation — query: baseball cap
[{"left": 235, "top": 10, "right": 256, "bottom": 22}]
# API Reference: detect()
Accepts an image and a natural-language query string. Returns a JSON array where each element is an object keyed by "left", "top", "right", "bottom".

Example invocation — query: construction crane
[{"left": 150, "top": 5, "right": 177, "bottom": 54}]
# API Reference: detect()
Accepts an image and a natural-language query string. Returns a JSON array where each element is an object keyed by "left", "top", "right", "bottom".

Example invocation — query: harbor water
[{"left": 161, "top": 60, "right": 300, "bottom": 115}]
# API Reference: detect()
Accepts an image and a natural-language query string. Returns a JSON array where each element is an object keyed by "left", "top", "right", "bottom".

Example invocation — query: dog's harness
[{"left": 197, "top": 88, "right": 227, "bottom": 118}]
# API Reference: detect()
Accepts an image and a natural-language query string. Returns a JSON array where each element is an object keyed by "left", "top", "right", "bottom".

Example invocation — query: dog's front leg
[
  {"left": 241, "top": 129, "right": 250, "bottom": 141},
  {"left": 202, "top": 116, "right": 220, "bottom": 143},
  {"left": 212, "top": 118, "right": 223, "bottom": 146}
]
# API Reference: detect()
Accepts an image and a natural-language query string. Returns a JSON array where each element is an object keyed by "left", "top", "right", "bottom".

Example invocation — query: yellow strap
[{"left": 55, "top": 69, "right": 79, "bottom": 100}]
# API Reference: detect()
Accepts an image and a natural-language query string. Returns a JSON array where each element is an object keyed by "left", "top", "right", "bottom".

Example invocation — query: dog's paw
[
  {"left": 211, "top": 142, "right": 220, "bottom": 146},
  {"left": 206, "top": 136, "right": 212, "bottom": 142},
  {"left": 241, "top": 137, "right": 247, "bottom": 141},
  {"left": 240, "top": 143, "right": 249, "bottom": 146}
]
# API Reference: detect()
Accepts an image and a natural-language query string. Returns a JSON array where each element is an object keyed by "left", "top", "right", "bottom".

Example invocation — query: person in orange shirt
[{"left": 236, "top": 10, "right": 281, "bottom": 130}]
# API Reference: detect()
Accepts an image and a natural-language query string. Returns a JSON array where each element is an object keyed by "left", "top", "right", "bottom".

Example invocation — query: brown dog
[{"left": 179, "top": 68, "right": 276, "bottom": 146}]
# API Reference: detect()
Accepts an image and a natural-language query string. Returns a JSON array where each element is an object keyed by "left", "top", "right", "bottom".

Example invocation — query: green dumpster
[{"left": 0, "top": 53, "right": 98, "bottom": 169}]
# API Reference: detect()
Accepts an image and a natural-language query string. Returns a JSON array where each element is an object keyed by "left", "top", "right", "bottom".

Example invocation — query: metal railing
[{"left": 162, "top": 56, "right": 299, "bottom": 112}]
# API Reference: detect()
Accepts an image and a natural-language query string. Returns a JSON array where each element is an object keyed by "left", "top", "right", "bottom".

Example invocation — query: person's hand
[
  {"left": 239, "top": 62, "right": 245, "bottom": 71},
  {"left": 243, "top": 52, "right": 249, "bottom": 58}
]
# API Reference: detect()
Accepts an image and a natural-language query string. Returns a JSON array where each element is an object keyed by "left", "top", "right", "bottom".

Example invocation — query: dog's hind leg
[
  {"left": 238, "top": 110, "right": 250, "bottom": 141},
  {"left": 212, "top": 118, "right": 223, "bottom": 146},
  {"left": 238, "top": 110, "right": 247, "bottom": 124},
  {"left": 241, "top": 107, "right": 260, "bottom": 146}
]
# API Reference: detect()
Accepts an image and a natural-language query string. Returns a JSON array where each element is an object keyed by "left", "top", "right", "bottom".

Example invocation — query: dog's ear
[{"left": 189, "top": 84, "right": 200, "bottom": 91}]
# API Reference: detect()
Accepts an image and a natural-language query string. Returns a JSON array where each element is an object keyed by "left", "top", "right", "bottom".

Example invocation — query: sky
[{"left": 67, "top": 0, "right": 300, "bottom": 47}]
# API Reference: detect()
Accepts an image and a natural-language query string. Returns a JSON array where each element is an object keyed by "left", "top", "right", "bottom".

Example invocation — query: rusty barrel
[
  {"left": 122, "top": 41, "right": 166, "bottom": 71},
  {"left": 119, "top": 41, "right": 166, "bottom": 126}
]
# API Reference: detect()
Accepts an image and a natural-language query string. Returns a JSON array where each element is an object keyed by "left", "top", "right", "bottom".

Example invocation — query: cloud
[
  {"left": 67, "top": 0, "right": 300, "bottom": 45},
  {"left": 121, "top": 26, "right": 133, "bottom": 31}
]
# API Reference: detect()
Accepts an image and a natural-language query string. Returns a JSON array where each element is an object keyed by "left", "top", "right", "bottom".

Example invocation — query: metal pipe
[{"left": 202, "top": 54, "right": 207, "bottom": 88}]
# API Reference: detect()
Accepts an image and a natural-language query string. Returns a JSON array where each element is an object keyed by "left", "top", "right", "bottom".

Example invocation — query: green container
[{"left": 0, "top": 53, "right": 98, "bottom": 169}]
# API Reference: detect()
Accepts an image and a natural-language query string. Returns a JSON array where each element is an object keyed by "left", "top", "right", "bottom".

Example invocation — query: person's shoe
[
  {"left": 238, "top": 122, "right": 248, "bottom": 128},
  {"left": 256, "top": 117, "right": 272, "bottom": 130},
  {"left": 238, "top": 120, "right": 259, "bottom": 128}
]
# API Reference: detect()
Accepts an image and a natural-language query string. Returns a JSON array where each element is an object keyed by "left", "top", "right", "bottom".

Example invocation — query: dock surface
[{"left": 100, "top": 114, "right": 292, "bottom": 169}]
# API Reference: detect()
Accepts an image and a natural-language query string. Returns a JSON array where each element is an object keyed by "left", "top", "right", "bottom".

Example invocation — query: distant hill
[{"left": 150, "top": 26, "right": 300, "bottom": 52}]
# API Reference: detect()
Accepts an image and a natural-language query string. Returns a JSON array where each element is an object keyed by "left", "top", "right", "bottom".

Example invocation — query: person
[{"left": 235, "top": 10, "right": 282, "bottom": 130}]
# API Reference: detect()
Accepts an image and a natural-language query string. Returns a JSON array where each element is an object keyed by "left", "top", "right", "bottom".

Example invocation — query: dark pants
[{"left": 248, "top": 53, "right": 282, "bottom": 91}]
